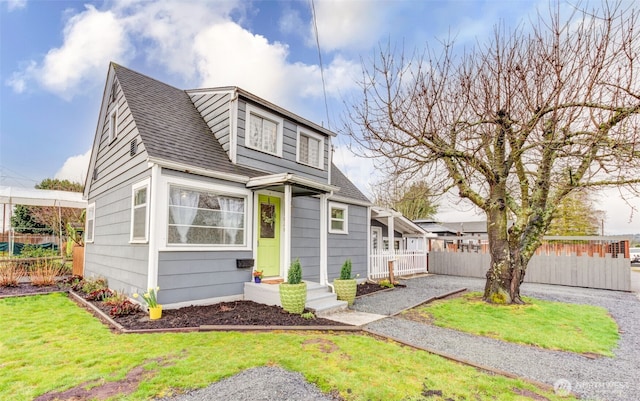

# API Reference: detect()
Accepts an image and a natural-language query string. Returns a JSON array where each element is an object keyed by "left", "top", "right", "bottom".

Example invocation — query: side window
[
  {"left": 86, "top": 203, "right": 95, "bottom": 243},
  {"left": 245, "top": 104, "right": 283, "bottom": 156},
  {"left": 130, "top": 179, "right": 150, "bottom": 243},
  {"left": 108, "top": 108, "right": 118, "bottom": 144},
  {"left": 329, "top": 202, "right": 348, "bottom": 234},
  {"left": 297, "top": 129, "right": 324, "bottom": 169}
]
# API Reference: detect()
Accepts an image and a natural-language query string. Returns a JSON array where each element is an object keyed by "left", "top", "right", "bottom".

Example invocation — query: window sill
[
  {"left": 159, "top": 246, "right": 251, "bottom": 252},
  {"left": 328, "top": 230, "right": 348, "bottom": 235},
  {"left": 129, "top": 240, "right": 149, "bottom": 244}
]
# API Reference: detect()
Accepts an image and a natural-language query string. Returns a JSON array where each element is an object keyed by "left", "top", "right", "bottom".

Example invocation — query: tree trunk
[{"left": 482, "top": 186, "right": 527, "bottom": 305}]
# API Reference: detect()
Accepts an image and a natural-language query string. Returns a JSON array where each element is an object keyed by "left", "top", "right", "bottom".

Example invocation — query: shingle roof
[
  {"left": 113, "top": 64, "right": 260, "bottom": 178},
  {"left": 331, "top": 164, "right": 371, "bottom": 203},
  {"left": 113, "top": 63, "right": 369, "bottom": 203}
]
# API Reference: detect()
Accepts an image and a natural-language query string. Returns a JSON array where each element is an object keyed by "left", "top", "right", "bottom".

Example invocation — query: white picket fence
[{"left": 369, "top": 249, "right": 428, "bottom": 279}]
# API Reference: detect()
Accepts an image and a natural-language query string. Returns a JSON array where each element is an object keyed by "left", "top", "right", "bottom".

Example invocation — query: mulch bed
[
  {"left": 1, "top": 280, "right": 403, "bottom": 331},
  {"left": 356, "top": 281, "right": 406, "bottom": 296}
]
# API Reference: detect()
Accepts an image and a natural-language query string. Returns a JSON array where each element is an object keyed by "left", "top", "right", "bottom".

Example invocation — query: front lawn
[
  {"left": 408, "top": 292, "right": 619, "bottom": 356},
  {"left": 0, "top": 293, "right": 576, "bottom": 401}
]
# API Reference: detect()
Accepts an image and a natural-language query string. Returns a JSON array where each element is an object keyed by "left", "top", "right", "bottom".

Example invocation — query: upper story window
[
  {"left": 329, "top": 202, "right": 348, "bottom": 234},
  {"left": 245, "top": 104, "right": 283, "bottom": 156},
  {"left": 108, "top": 108, "right": 118, "bottom": 144},
  {"left": 297, "top": 129, "right": 324, "bottom": 169},
  {"left": 130, "top": 179, "right": 150, "bottom": 243}
]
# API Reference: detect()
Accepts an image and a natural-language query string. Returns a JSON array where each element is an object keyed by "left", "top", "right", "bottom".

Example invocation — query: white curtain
[
  {"left": 217, "top": 196, "right": 244, "bottom": 244},
  {"left": 169, "top": 187, "right": 199, "bottom": 243}
]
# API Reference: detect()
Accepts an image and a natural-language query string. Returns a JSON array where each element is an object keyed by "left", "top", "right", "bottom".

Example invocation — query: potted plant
[
  {"left": 253, "top": 270, "right": 263, "bottom": 283},
  {"left": 133, "top": 287, "right": 162, "bottom": 320},
  {"left": 279, "top": 258, "right": 307, "bottom": 314},
  {"left": 334, "top": 259, "right": 357, "bottom": 306}
]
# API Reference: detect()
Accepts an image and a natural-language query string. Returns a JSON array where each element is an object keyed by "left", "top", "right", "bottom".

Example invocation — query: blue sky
[{"left": 1, "top": 0, "right": 638, "bottom": 233}]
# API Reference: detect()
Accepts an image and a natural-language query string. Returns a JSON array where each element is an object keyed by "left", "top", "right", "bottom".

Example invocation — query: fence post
[{"left": 388, "top": 260, "right": 395, "bottom": 283}]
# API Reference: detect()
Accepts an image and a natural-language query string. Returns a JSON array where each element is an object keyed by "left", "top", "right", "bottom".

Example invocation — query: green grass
[
  {"left": 410, "top": 292, "right": 619, "bottom": 356},
  {"left": 0, "top": 293, "right": 576, "bottom": 401}
]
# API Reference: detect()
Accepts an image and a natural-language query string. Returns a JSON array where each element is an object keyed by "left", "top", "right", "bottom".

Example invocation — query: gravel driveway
[
  {"left": 158, "top": 274, "right": 639, "bottom": 401},
  {"left": 362, "top": 275, "right": 640, "bottom": 401}
]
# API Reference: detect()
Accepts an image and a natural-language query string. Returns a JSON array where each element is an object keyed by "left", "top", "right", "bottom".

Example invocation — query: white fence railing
[{"left": 369, "top": 249, "right": 428, "bottom": 279}]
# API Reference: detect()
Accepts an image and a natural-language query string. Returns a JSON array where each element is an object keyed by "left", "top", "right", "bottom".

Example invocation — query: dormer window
[
  {"left": 297, "top": 129, "right": 324, "bottom": 169},
  {"left": 245, "top": 104, "right": 283, "bottom": 156}
]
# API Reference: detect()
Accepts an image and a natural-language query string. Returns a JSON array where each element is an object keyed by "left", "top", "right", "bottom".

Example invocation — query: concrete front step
[{"left": 243, "top": 281, "right": 347, "bottom": 316}]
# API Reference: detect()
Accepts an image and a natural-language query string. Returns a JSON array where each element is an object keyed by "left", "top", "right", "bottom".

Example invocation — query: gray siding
[
  {"left": 157, "top": 168, "right": 253, "bottom": 304},
  {"left": 88, "top": 79, "right": 150, "bottom": 200},
  {"left": 291, "top": 197, "right": 321, "bottom": 282},
  {"left": 84, "top": 178, "right": 150, "bottom": 295},
  {"left": 236, "top": 100, "right": 329, "bottom": 182},
  {"left": 189, "top": 92, "right": 232, "bottom": 154},
  {"left": 158, "top": 250, "right": 253, "bottom": 304},
  {"left": 328, "top": 204, "right": 368, "bottom": 280},
  {"left": 85, "top": 78, "right": 150, "bottom": 295}
]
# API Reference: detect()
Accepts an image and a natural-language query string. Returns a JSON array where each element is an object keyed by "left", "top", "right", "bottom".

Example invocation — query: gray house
[{"left": 83, "top": 63, "right": 371, "bottom": 309}]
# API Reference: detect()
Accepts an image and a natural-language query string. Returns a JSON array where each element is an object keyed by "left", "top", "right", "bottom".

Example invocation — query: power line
[{"left": 310, "top": 0, "right": 331, "bottom": 130}]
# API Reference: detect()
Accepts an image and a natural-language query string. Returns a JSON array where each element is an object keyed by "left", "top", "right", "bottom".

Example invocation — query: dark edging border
[
  {"left": 68, "top": 291, "right": 358, "bottom": 334},
  {"left": 361, "top": 328, "right": 561, "bottom": 395},
  {"left": 0, "top": 289, "right": 67, "bottom": 299},
  {"left": 390, "top": 287, "right": 467, "bottom": 317}
]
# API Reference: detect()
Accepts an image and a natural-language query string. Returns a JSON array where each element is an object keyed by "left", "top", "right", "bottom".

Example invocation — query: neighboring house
[
  {"left": 83, "top": 63, "right": 379, "bottom": 308},
  {"left": 414, "top": 219, "right": 488, "bottom": 236}
]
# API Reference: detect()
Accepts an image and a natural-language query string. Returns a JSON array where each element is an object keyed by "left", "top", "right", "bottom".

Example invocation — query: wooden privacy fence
[
  {"left": 370, "top": 249, "right": 427, "bottom": 279},
  {"left": 72, "top": 246, "right": 84, "bottom": 276},
  {"left": 428, "top": 235, "right": 631, "bottom": 291}
]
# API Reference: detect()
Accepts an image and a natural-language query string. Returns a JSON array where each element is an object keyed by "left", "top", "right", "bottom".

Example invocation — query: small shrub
[
  {"left": 379, "top": 279, "right": 394, "bottom": 289},
  {"left": 301, "top": 311, "right": 315, "bottom": 319},
  {"left": 339, "top": 259, "right": 353, "bottom": 280},
  {"left": 18, "top": 245, "right": 59, "bottom": 259},
  {"left": 59, "top": 275, "right": 83, "bottom": 290},
  {"left": 103, "top": 291, "right": 128, "bottom": 306},
  {"left": 86, "top": 288, "right": 114, "bottom": 301},
  {"left": 80, "top": 277, "right": 108, "bottom": 294},
  {"left": 0, "top": 260, "right": 26, "bottom": 287},
  {"left": 29, "top": 259, "right": 64, "bottom": 286},
  {"left": 109, "top": 299, "right": 141, "bottom": 317},
  {"left": 287, "top": 258, "right": 303, "bottom": 284}
]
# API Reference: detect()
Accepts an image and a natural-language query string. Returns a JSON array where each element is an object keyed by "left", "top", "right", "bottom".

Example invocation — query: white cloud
[
  {"left": 118, "top": 0, "right": 237, "bottom": 82},
  {"left": 309, "top": 0, "right": 387, "bottom": 51},
  {"left": 54, "top": 149, "right": 91, "bottom": 184},
  {"left": 332, "top": 144, "right": 380, "bottom": 199},
  {"left": 194, "top": 21, "right": 290, "bottom": 100},
  {"left": 6, "top": 0, "right": 27, "bottom": 11},
  {"left": 8, "top": 5, "right": 131, "bottom": 99}
]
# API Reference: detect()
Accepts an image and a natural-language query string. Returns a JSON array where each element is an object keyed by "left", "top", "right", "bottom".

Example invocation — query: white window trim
[
  {"left": 245, "top": 103, "right": 283, "bottom": 157},
  {"left": 130, "top": 178, "right": 151, "bottom": 243},
  {"left": 157, "top": 175, "right": 253, "bottom": 251},
  {"left": 296, "top": 128, "right": 325, "bottom": 170},
  {"left": 85, "top": 203, "right": 95, "bottom": 243},
  {"left": 108, "top": 108, "right": 118, "bottom": 144},
  {"left": 328, "top": 202, "right": 348, "bottom": 234}
]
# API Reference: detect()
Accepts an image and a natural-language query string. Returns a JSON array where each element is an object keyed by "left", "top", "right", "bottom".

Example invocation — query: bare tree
[
  {"left": 344, "top": 2, "right": 640, "bottom": 304},
  {"left": 373, "top": 180, "right": 438, "bottom": 220}
]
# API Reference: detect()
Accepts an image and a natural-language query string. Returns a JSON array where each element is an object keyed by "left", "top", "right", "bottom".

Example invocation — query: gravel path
[
  {"left": 363, "top": 275, "right": 640, "bottom": 401},
  {"left": 156, "top": 366, "right": 338, "bottom": 401}
]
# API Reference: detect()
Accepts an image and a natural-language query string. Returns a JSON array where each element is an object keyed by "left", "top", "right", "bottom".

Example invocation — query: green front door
[{"left": 257, "top": 194, "right": 281, "bottom": 277}]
